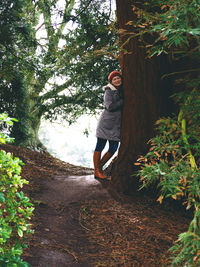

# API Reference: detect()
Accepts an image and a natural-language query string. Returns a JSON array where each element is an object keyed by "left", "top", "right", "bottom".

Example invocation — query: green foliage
[
  {"left": 0, "top": 0, "right": 36, "bottom": 89},
  {"left": 0, "top": 0, "right": 37, "bottom": 145},
  {"left": 136, "top": 90, "right": 200, "bottom": 265},
  {"left": 128, "top": 0, "right": 200, "bottom": 265},
  {"left": 1, "top": 0, "right": 119, "bottom": 147},
  {"left": 0, "top": 114, "right": 34, "bottom": 266},
  {"left": 122, "top": 0, "right": 200, "bottom": 58},
  {"left": 39, "top": 0, "right": 119, "bottom": 123},
  {"left": 151, "top": 0, "right": 200, "bottom": 55},
  {"left": 137, "top": 91, "right": 199, "bottom": 201},
  {"left": 169, "top": 203, "right": 200, "bottom": 267}
]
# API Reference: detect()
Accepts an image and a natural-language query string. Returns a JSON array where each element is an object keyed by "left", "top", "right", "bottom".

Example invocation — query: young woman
[{"left": 93, "top": 71, "right": 124, "bottom": 179}]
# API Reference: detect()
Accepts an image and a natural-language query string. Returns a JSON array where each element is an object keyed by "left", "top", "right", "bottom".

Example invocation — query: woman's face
[{"left": 111, "top": 76, "right": 122, "bottom": 87}]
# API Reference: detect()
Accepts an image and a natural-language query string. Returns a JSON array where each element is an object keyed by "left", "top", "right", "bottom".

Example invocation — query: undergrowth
[
  {"left": 0, "top": 113, "right": 34, "bottom": 266},
  {"left": 129, "top": 1, "right": 200, "bottom": 265}
]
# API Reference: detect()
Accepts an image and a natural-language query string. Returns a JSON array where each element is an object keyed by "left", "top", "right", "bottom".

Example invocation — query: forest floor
[{"left": 1, "top": 144, "right": 192, "bottom": 267}]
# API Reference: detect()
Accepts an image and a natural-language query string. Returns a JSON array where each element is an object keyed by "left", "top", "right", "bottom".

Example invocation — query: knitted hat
[{"left": 108, "top": 71, "right": 122, "bottom": 83}]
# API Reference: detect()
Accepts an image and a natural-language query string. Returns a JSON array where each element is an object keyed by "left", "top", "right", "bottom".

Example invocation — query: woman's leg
[
  {"left": 94, "top": 137, "right": 107, "bottom": 153},
  {"left": 93, "top": 138, "right": 107, "bottom": 179},
  {"left": 100, "top": 140, "right": 119, "bottom": 170},
  {"left": 108, "top": 140, "right": 119, "bottom": 155}
]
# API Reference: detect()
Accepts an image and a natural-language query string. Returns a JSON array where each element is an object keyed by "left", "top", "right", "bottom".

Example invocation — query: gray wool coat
[{"left": 96, "top": 83, "right": 123, "bottom": 142}]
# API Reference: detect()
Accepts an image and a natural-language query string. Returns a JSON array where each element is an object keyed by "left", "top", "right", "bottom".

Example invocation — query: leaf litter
[{"left": 0, "top": 144, "right": 191, "bottom": 266}]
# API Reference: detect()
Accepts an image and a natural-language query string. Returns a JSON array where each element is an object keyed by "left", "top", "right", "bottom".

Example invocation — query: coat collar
[{"left": 103, "top": 83, "right": 117, "bottom": 91}]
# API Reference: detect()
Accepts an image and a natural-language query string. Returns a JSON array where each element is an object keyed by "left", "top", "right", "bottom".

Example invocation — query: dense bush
[{"left": 0, "top": 113, "right": 34, "bottom": 266}]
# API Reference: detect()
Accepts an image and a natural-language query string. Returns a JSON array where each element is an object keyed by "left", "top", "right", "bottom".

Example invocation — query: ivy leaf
[{"left": 0, "top": 192, "right": 5, "bottom": 203}]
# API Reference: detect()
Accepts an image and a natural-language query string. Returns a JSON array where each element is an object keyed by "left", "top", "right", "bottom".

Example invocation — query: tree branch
[
  {"left": 161, "top": 68, "right": 200, "bottom": 79},
  {"left": 39, "top": 79, "right": 74, "bottom": 102},
  {"left": 39, "top": 93, "right": 75, "bottom": 115}
]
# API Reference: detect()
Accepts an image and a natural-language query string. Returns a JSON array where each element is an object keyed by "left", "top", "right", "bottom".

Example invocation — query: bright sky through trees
[{"left": 38, "top": 0, "right": 117, "bottom": 167}]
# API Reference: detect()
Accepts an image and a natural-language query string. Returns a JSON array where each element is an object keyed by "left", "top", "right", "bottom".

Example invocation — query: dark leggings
[{"left": 94, "top": 137, "right": 119, "bottom": 155}]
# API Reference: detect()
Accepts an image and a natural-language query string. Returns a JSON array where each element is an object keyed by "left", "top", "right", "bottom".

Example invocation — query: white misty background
[{"left": 39, "top": 116, "right": 98, "bottom": 168}]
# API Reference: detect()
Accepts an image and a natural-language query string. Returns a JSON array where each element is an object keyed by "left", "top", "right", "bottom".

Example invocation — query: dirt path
[
  {"left": 23, "top": 174, "right": 111, "bottom": 266},
  {"left": 23, "top": 173, "right": 191, "bottom": 267}
]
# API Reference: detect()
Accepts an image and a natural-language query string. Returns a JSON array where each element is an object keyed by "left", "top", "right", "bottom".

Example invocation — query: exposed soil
[{"left": 0, "top": 144, "right": 192, "bottom": 266}]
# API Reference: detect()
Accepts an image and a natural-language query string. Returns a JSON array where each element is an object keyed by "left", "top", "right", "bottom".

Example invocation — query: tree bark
[
  {"left": 11, "top": 113, "right": 44, "bottom": 150},
  {"left": 10, "top": 79, "right": 46, "bottom": 151},
  {"left": 112, "top": 0, "right": 173, "bottom": 194}
]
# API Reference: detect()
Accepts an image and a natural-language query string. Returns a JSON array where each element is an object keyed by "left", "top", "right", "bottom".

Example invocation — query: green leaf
[
  {"left": 18, "top": 229, "right": 23, "bottom": 237},
  {"left": 0, "top": 192, "right": 5, "bottom": 203}
]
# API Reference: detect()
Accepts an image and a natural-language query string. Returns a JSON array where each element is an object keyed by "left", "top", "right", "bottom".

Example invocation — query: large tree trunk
[
  {"left": 11, "top": 112, "right": 44, "bottom": 150},
  {"left": 112, "top": 0, "right": 173, "bottom": 194},
  {"left": 10, "top": 81, "right": 46, "bottom": 151}
]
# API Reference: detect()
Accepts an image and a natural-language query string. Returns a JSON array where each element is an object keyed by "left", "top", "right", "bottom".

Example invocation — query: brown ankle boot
[{"left": 93, "top": 151, "right": 107, "bottom": 179}]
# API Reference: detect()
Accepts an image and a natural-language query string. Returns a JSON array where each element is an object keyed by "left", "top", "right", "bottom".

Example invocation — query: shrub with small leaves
[
  {"left": 0, "top": 113, "right": 34, "bottom": 266},
  {"left": 136, "top": 91, "right": 200, "bottom": 266}
]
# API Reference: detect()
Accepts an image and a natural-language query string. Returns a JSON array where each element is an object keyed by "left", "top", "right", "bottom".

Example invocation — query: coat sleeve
[{"left": 104, "top": 89, "right": 123, "bottom": 112}]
